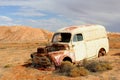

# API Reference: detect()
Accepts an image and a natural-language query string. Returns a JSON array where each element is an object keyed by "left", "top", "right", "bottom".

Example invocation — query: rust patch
[
  {"left": 64, "top": 26, "right": 78, "bottom": 31},
  {"left": 50, "top": 51, "right": 64, "bottom": 56},
  {"left": 49, "top": 51, "right": 67, "bottom": 66},
  {"left": 47, "top": 44, "right": 69, "bottom": 52},
  {"left": 63, "top": 24, "right": 93, "bottom": 31}
]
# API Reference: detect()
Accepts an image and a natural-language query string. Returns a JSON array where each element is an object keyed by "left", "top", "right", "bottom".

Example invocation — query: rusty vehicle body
[
  {"left": 31, "top": 43, "right": 74, "bottom": 67},
  {"left": 31, "top": 24, "right": 109, "bottom": 68}
]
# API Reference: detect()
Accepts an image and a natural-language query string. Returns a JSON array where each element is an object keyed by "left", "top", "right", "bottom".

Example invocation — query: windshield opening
[{"left": 52, "top": 33, "right": 71, "bottom": 43}]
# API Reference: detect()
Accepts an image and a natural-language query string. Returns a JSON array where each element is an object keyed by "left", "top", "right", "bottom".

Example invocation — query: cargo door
[{"left": 72, "top": 33, "right": 86, "bottom": 61}]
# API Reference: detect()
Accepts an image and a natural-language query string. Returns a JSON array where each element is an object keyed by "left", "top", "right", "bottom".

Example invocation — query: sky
[{"left": 0, "top": 0, "right": 120, "bottom": 32}]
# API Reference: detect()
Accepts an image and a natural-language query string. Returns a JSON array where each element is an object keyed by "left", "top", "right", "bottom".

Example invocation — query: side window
[{"left": 73, "top": 34, "right": 83, "bottom": 42}]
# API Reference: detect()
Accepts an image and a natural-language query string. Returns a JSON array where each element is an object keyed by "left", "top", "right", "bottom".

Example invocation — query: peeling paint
[{"left": 64, "top": 26, "right": 78, "bottom": 31}]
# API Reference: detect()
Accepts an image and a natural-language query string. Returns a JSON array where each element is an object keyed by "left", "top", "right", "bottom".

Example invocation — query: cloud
[
  {"left": 16, "top": 18, "right": 88, "bottom": 32},
  {"left": 0, "top": 0, "right": 120, "bottom": 32},
  {"left": 16, "top": 18, "right": 71, "bottom": 31},
  {"left": 43, "top": 0, "right": 120, "bottom": 32},
  {"left": 13, "top": 7, "right": 46, "bottom": 17},
  {"left": 0, "top": 0, "right": 54, "bottom": 9},
  {"left": 53, "top": 0, "right": 120, "bottom": 20},
  {"left": 0, "top": 0, "right": 51, "bottom": 17},
  {"left": 0, "top": 16, "right": 13, "bottom": 22},
  {"left": 0, "top": 16, "right": 16, "bottom": 25}
]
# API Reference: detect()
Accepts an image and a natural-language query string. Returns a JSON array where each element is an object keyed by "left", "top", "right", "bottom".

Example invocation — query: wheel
[{"left": 98, "top": 48, "right": 106, "bottom": 57}]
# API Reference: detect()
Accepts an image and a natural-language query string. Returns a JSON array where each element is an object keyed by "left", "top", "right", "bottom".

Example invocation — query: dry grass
[
  {"left": 84, "top": 60, "right": 112, "bottom": 72},
  {"left": 70, "top": 67, "right": 89, "bottom": 77},
  {"left": 3, "top": 64, "right": 13, "bottom": 68},
  {"left": 55, "top": 61, "right": 75, "bottom": 76},
  {"left": 55, "top": 60, "right": 112, "bottom": 77}
]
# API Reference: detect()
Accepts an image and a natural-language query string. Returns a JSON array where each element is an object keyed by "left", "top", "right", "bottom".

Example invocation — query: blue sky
[{"left": 0, "top": 0, "right": 120, "bottom": 32}]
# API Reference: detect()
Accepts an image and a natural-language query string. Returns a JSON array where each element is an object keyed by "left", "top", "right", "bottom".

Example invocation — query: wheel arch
[
  {"left": 62, "top": 56, "right": 72, "bottom": 63},
  {"left": 97, "top": 47, "right": 106, "bottom": 57}
]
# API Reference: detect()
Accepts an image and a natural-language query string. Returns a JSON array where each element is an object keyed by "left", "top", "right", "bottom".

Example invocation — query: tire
[{"left": 98, "top": 48, "right": 106, "bottom": 57}]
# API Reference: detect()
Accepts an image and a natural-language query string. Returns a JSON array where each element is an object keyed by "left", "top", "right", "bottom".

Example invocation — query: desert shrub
[
  {"left": 77, "top": 59, "right": 88, "bottom": 67},
  {"left": 57, "top": 61, "right": 75, "bottom": 76},
  {"left": 99, "top": 61, "right": 112, "bottom": 70},
  {"left": 78, "top": 67, "right": 89, "bottom": 76},
  {"left": 4, "top": 64, "right": 12, "bottom": 68},
  {"left": 84, "top": 60, "right": 112, "bottom": 72},
  {"left": 70, "top": 67, "right": 89, "bottom": 77},
  {"left": 69, "top": 67, "right": 80, "bottom": 77},
  {"left": 56, "top": 61, "right": 89, "bottom": 77},
  {"left": 55, "top": 60, "right": 112, "bottom": 77}
]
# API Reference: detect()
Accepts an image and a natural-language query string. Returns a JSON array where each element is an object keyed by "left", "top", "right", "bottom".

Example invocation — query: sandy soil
[{"left": 0, "top": 33, "right": 120, "bottom": 80}]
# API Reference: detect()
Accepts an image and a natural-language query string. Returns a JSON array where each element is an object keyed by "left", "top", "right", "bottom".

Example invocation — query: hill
[
  {"left": 0, "top": 26, "right": 53, "bottom": 43},
  {"left": 108, "top": 32, "right": 120, "bottom": 49}
]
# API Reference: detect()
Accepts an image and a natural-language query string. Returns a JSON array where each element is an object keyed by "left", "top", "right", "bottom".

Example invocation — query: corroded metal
[
  {"left": 31, "top": 43, "right": 70, "bottom": 67},
  {"left": 64, "top": 26, "right": 78, "bottom": 31}
]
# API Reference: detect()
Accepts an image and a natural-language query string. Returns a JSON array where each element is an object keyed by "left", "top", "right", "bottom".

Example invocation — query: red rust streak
[{"left": 64, "top": 26, "right": 78, "bottom": 31}]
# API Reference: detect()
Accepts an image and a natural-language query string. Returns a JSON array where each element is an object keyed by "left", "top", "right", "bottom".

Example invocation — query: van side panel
[
  {"left": 83, "top": 27, "right": 109, "bottom": 59},
  {"left": 83, "top": 27, "right": 107, "bottom": 41},
  {"left": 85, "top": 38, "right": 109, "bottom": 58}
]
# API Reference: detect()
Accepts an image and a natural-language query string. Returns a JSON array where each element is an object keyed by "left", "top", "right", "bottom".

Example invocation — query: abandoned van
[{"left": 31, "top": 24, "right": 109, "bottom": 67}]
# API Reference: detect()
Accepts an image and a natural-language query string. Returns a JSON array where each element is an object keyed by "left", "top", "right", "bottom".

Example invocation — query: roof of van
[{"left": 57, "top": 24, "right": 105, "bottom": 33}]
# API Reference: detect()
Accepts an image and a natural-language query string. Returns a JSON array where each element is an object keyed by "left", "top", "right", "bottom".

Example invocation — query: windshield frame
[{"left": 52, "top": 32, "right": 71, "bottom": 43}]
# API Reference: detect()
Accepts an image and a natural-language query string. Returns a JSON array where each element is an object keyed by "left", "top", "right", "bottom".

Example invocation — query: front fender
[{"left": 49, "top": 50, "right": 73, "bottom": 66}]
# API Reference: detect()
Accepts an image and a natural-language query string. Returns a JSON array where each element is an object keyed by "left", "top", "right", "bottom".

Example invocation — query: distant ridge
[
  {"left": 0, "top": 26, "right": 53, "bottom": 43},
  {"left": 107, "top": 32, "right": 120, "bottom": 38},
  {"left": 108, "top": 32, "right": 120, "bottom": 35}
]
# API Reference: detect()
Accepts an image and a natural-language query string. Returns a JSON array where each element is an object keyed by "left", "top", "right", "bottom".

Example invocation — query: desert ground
[{"left": 0, "top": 27, "right": 120, "bottom": 80}]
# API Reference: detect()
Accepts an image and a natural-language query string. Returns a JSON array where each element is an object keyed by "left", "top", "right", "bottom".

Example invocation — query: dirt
[{"left": 0, "top": 30, "right": 120, "bottom": 80}]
